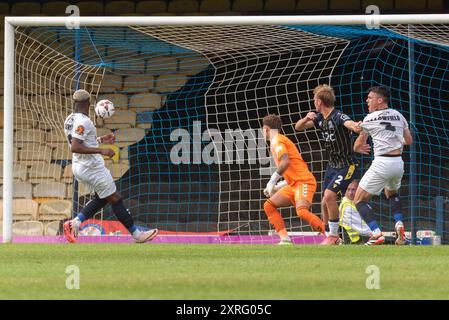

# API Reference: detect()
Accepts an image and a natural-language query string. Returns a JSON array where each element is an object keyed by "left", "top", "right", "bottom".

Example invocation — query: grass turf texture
[{"left": 0, "top": 244, "right": 448, "bottom": 299}]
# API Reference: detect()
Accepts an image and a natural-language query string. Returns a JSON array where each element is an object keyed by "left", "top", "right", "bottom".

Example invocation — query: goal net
[{"left": 2, "top": 17, "right": 449, "bottom": 244}]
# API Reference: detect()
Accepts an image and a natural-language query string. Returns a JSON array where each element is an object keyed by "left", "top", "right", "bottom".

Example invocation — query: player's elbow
[
  {"left": 404, "top": 136, "right": 413, "bottom": 146},
  {"left": 294, "top": 122, "right": 302, "bottom": 131}
]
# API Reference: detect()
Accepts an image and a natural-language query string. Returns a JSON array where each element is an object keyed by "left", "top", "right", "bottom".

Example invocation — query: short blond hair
[{"left": 313, "top": 84, "right": 336, "bottom": 107}]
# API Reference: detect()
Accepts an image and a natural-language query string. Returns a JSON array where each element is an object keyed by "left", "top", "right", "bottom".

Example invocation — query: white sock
[
  {"left": 72, "top": 218, "right": 81, "bottom": 228},
  {"left": 329, "top": 221, "right": 340, "bottom": 236},
  {"left": 372, "top": 228, "right": 382, "bottom": 236},
  {"left": 132, "top": 229, "right": 141, "bottom": 238},
  {"left": 281, "top": 236, "right": 291, "bottom": 241}
]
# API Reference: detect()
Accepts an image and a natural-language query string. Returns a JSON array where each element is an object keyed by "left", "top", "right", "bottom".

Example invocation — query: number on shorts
[{"left": 335, "top": 175, "right": 343, "bottom": 185}]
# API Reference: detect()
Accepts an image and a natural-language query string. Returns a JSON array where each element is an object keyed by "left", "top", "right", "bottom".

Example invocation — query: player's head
[
  {"left": 313, "top": 84, "right": 336, "bottom": 112},
  {"left": 345, "top": 179, "right": 359, "bottom": 201},
  {"left": 262, "top": 114, "right": 282, "bottom": 141},
  {"left": 73, "top": 89, "right": 91, "bottom": 111},
  {"left": 367, "top": 86, "right": 390, "bottom": 112}
]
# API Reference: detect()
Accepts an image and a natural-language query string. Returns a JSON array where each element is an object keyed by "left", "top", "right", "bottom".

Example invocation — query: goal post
[{"left": 3, "top": 15, "right": 449, "bottom": 244}]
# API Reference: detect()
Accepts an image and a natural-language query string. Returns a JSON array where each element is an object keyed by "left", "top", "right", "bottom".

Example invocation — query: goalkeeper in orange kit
[{"left": 262, "top": 114, "right": 325, "bottom": 245}]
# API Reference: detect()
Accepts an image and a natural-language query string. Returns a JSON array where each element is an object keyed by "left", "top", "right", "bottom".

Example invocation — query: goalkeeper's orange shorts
[{"left": 278, "top": 181, "right": 316, "bottom": 205}]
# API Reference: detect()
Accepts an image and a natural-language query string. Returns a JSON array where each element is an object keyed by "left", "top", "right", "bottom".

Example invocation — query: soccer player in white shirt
[
  {"left": 63, "top": 89, "right": 158, "bottom": 243},
  {"left": 353, "top": 86, "right": 413, "bottom": 246}
]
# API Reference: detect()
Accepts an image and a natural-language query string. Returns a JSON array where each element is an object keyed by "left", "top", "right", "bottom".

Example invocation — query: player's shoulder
[
  {"left": 72, "top": 112, "right": 94, "bottom": 124},
  {"left": 333, "top": 108, "right": 351, "bottom": 122}
]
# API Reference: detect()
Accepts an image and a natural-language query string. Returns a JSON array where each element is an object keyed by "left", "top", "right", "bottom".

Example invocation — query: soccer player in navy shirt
[{"left": 295, "top": 85, "right": 363, "bottom": 245}]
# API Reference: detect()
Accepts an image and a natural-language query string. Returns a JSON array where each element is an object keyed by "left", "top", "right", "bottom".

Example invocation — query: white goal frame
[{"left": 3, "top": 14, "right": 449, "bottom": 243}]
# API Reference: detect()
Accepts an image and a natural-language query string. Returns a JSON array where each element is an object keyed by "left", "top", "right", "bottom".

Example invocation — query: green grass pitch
[{"left": 0, "top": 244, "right": 448, "bottom": 300}]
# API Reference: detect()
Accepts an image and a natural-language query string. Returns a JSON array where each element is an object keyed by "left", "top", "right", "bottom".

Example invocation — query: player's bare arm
[
  {"left": 294, "top": 112, "right": 316, "bottom": 131},
  {"left": 353, "top": 131, "right": 371, "bottom": 154},
  {"left": 71, "top": 137, "right": 115, "bottom": 157},
  {"left": 264, "top": 154, "right": 290, "bottom": 198},
  {"left": 98, "top": 132, "right": 115, "bottom": 144},
  {"left": 403, "top": 128, "right": 413, "bottom": 145},
  {"left": 343, "top": 120, "right": 362, "bottom": 133}
]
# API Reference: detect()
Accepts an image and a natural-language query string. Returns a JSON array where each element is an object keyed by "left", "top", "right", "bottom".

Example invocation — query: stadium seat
[
  {"left": 42, "top": 1, "right": 71, "bottom": 15},
  {"left": 167, "top": 0, "right": 200, "bottom": 13},
  {"left": 0, "top": 144, "right": 18, "bottom": 162},
  {"left": 103, "top": 109, "right": 137, "bottom": 127},
  {"left": 99, "top": 74, "right": 123, "bottom": 93},
  {"left": 104, "top": 1, "right": 135, "bottom": 15},
  {"left": 45, "top": 220, "right": 61, "bottom": 236},
  {"left": 52, "top": 144, "right": 72, "bottom": 161},
  {"left": 0, "top": 182, "right": 33, "bottom": 199},
  {"left": 46, "top": 130, "right": 68, "bottom": 148},
  {"left": 11, "top": 2, "right": 41, "bottom": 15},
  {"left": 97, "top": 93, "right": 129, "bottom": 109},
  {"left": 361, "top": 0, "right": 393, "bottom": 11},
  {"left": 136, "top": 123, "right": 153, "bottom": 129},
  {"left": 265, "top": 0, "right": 296, "bottom": 11},
  {"left": 28, "top": 163, "right": 62, "bottom": 183},
  {"left": 39, "top": 199, "right": 72, "bottom": 221},
  {"left": 75, "top": 1, "right": 104, "bottom": 15},
  {"left": 129, "top": 93, "right": 162, "bottom": 112},
  {"left": 146, "top": 56, "right": 178, "bottom": 75},
  {"left": 123, "top": 75, "right": 155, "bottom": 93},
  {"left": 13, "top": 109, "right": 41, "bottom": 131},
  {"left": 395, "top": 0, "right": 426, "bottom": 10},
  {"left": 114, "top": 128, "right": 146, "bottom": 147},
  {"left": 120, "top": 146, "right": 129, "bottom": 160},
  {"left": 136, "top": 1, "right": 167, "bottom": 14},
  {"left": 200, "top": 0, "right": 231, "bottom": 12},
  {"left": 66, "top": 181, "right": 92, "bottom": 198},
  {"left": 329, "top": 0, "right": 361, "bottom": 11},
  {"left": 15, "top": 129, "right": 46, "bottom": 146},
  {"left": 155, "top": 74, "right": 188, "bottom": 93},
  {"left": 296, "top": 0, "right": 328, "bottom": 11},
  {"left": 232, "top": 0, "right": 264, "bottom": 11},
  {"left": 177, "top": 56, "right": 210, "bottom": 75},
  {"left": 19, "top": 144, "right": 53, "bottom": 163},
  {"left": 61, "top": 164, "right": 73, "bottom": 183},
  {"left": 99, "top": 144, "right": 120, "bottom": 162},
  {"left": 106, "top": 162, "right": 129, "bottom": 180},
  {"left": 0, "top": 2, "right": 9, "bottom": 14},
  {"left": 33, "top": 182, "right": 67, "bottom": 199},
  {"left": 12, "top": 199, "right": 39, "bottom": 221},
  {"left": 12, "top": 221, "right": 44, "bottom": 236},
  {"left": 0, "top": 164, "right": 28, "bottom": 183}
]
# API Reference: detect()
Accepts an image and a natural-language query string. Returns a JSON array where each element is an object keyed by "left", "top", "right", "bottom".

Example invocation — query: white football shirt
[
  {"left": 64, "top": 112, "right": 104, "bottom": 168},
  {"left": 361, "top": 108, "right": 409, "bottom": 156}
]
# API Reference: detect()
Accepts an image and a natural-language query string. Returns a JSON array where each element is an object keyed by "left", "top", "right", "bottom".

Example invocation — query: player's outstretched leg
[
  {"left": 107, "top": 193, "right": 158, "bottom": 243},
  {"left": 296, "top": 206, "right": 325, "bottom": 235},
  {"left": 64, "top": 194, "right": 108, "bottom": 243},
  {"left": 355, "top": 201, "right": 385, "bottom": 246}
]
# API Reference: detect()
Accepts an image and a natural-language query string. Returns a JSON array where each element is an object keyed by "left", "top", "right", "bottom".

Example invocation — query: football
[{"left": 95, "top": 99, "right": 115, "bottom": 119}]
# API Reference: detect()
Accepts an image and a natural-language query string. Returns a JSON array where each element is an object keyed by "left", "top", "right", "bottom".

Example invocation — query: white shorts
[
  {"left": 72, "top": 163, "right": 116, "bottom": 199},
  {"left": 359, "top": 156, "right": 404, "bottom": 196}
]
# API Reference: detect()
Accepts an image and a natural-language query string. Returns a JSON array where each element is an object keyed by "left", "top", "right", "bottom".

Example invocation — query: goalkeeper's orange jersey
[{"left": 270, "top": 133, "right": 316, "bottom": 186}]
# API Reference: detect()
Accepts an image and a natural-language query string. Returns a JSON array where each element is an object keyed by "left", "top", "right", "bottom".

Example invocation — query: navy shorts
[{"left": 323, "top": 163, "right": 359, "bottom": 198}]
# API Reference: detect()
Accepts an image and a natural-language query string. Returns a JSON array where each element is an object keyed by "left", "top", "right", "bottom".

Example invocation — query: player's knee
[
  {"left": 263, "top": 200, "right": 276, "bottom": 215},
  {"left": 106, "top": 192, "right": 122, "bottom": 205}
]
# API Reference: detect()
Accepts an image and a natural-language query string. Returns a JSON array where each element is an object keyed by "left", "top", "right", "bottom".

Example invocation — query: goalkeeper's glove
[
  {"left": 273, "top": 180, "right": 288, "bottom": 193},
  {"left": 264, "top": 172, "right": 282, "bottom": 198}
]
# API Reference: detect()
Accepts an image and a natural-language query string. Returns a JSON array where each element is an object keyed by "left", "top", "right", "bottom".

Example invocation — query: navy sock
[
  {"left": 356, "top": 201, "right": 380, "bottom": 231},
  {"left": 389, "top": 194, "right": 404, "bottom": 223},
  {"left": 79, "top": 196, "right": 108, "bottom": 221},
  {"left": 111, "top": 199, "right": 136, "bottom": 232}
]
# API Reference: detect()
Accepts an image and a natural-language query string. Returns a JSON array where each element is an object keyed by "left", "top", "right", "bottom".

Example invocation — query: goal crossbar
[{"left": 5, "top": 14, "right": 449, "bottom": 27}]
